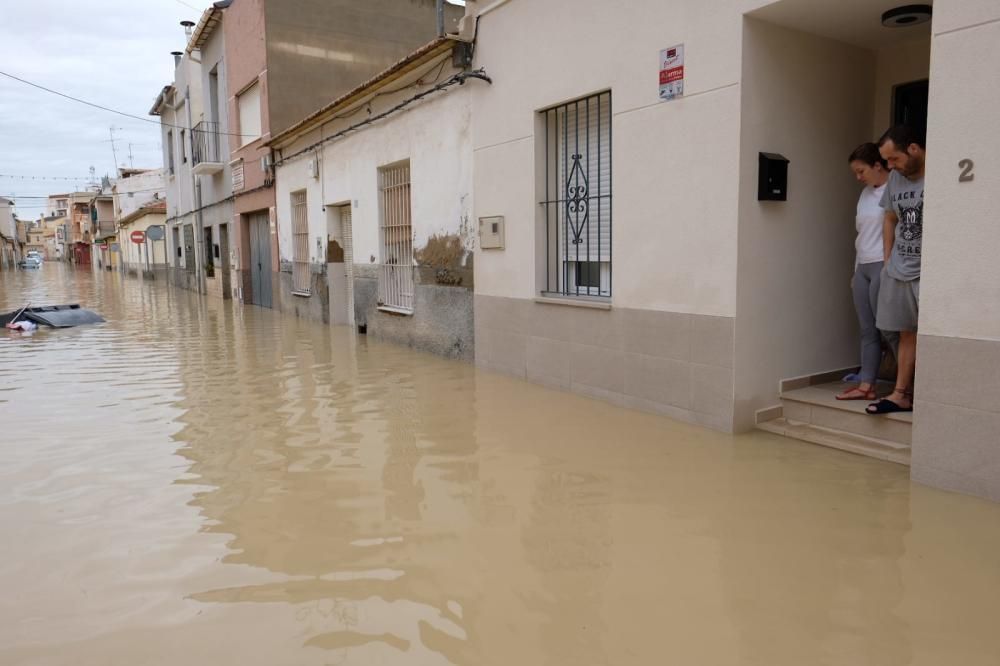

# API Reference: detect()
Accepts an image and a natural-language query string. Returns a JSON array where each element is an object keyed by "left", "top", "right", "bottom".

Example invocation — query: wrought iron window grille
[{"left": 539, "top": 91, "right": 612, "bottom": 299}]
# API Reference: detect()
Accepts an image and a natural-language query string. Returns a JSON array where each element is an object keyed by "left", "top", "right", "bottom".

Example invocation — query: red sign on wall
[{"left": 659, "top": 44, "right": 685, "bottom": 101}]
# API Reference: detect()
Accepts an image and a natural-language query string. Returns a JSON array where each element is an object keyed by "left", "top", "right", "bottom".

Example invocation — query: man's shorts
[{"left": 876, "top": 269, "right": 920, "bottom": 332}]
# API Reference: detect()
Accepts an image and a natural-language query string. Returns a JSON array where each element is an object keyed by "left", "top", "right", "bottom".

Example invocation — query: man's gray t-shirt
[{"left": 880, "top": 169, "right": 924, "bottom": 281}]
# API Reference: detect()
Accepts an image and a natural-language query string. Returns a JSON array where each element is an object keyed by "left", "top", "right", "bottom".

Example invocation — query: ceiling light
[{"left": 881, "top": 4, "right": 932, "bottom": 28}]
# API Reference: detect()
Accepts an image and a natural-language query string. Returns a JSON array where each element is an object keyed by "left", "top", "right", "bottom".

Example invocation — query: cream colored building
[
  {"left": 118, "top": 201, "right": 169, "bottom": 278},
  {"left": 467, "top": 0, "right": 998, "bottom": 502},
  {"left": 270, "top": 38, "right": 476, "bottom": 358}
]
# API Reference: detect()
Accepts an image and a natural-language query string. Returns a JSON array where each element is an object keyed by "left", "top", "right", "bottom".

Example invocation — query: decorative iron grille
[{"left": 540, "top": 91, "right": 612, "bottom": 298}]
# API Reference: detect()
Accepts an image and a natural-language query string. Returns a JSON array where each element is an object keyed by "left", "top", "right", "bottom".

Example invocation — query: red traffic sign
[{"left": 130, "top": 230, "right": 146, "bottom": 244}]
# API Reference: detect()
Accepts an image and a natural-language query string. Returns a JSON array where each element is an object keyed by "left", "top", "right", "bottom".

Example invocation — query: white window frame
[
  {"left": 237, "top": 81, "right": 262, "bottom": 147},
  {"left": 377, "top": 161, "right": 414, "bottom": 314}
]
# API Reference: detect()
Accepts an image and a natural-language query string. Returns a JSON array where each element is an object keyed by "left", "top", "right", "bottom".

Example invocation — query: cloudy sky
[{"left": 0, "top": 0, "right": 209, "bottom": 217}]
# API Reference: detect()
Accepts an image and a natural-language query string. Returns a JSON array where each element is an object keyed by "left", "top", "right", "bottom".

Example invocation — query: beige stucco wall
[
  {"left": 910, "top": 1, "right": 1000, "bottom": 503},
  {"left": 919, "top": 4, "right": 1000, "bottom": 342},
  {"left": 472, "top": 0, "right": 759, "bottom": 316},
  {"left": 734, "top": 18, "right": 875, "bottom": 430}
]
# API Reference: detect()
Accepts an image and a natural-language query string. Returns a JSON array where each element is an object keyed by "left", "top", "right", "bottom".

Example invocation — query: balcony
[{"left": 192, "top": 121, "right": 225, "bottom": 175}]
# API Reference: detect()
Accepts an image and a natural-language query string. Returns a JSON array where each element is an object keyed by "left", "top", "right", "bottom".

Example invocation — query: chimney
[
  {"left": 181, "top": 20, "right": 196, "bottom": 38},
  {"left": 171, "top": 51, "right": 183, "bottom": 67}
]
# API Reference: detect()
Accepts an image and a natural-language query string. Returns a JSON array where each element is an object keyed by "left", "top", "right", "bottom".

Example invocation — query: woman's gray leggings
[{"left": 853, "top": 261, "right": 887, "bottom": 384}]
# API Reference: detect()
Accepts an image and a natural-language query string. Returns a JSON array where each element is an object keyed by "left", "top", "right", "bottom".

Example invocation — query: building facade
[
  {"left": 271, "top": 38, "right": 477, "bottom": 358},
  {"left": 466, "top": 0, "right": 999, "bottom": 502},
  {"left": 118, "top": 201, "right": 169, "bottom": 278},
  {"left": 0, "top": 198, "right": 19, "bottom": 268},
  {"left": 222, "top": 0, "right": 461, "bottom": 311}
]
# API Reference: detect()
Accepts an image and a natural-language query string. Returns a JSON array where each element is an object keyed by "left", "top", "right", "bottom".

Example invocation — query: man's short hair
[{"left": 879, "top": 125, "right": 925, "bottom": 151}]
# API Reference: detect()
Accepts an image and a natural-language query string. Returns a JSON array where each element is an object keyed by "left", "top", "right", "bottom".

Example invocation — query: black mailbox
[{"left": 758, "top": 152, "right": 789, "bottom": 201}]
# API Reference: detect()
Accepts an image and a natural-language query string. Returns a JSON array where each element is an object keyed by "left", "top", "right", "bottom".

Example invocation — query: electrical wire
[
  {"left": 0, "top": 174, "right": 98, "bottom": 181},
  {"left": 0, "top": 70, "right": 257, "bottom": 139},
  {"left": 4, "top": 186, "right": 169, "bottom": 199},
  {"left": 275, "top": 68, "right": 491, "bottom": 167}
]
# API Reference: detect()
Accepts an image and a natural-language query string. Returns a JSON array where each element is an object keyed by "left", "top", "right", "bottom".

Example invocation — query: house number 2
[{"left": 958, "top": 159, "right": 975, "bottom": 182}]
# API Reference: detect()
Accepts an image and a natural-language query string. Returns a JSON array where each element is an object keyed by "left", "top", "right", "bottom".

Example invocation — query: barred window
[
  {"left": 377, "top": 162, "right": 414, "bottom": 313},
  {"left": 540, "top": 91, "right": 612, "bottom": 298},
  {"left": 291, "top": 190, "right": 310, "bottom": 294}
]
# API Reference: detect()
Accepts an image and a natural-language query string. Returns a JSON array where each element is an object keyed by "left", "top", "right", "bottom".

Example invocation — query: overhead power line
[
  {"left": 0, "top": 69, "right": 256, "bottom": 138},
  {"left": 0, "top": 174, "right": 97, "bottom": 181}
]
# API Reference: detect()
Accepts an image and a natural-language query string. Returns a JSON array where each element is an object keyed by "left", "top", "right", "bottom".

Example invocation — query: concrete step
[
  {"left": 757, "top": 417, "right": 911, "bottom": 466},
  {"left": 779, "top": 383, "right": 912, "bottom": 446}
]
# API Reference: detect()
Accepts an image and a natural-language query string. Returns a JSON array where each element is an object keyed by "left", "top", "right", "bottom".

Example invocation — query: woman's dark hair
[{"left": 848, "top": 142, "right": 888, "bottom": 169}]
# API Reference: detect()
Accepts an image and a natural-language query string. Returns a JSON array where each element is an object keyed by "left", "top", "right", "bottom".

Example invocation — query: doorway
[
  {"left": 326, "top": 204, "right": 355, "bottom": 326},
  {"left": 892, "top": 79, "right": 928, "bottom": 144},
  {"left": 219, "top": 223, "right": 231, "bottom": 298},
  {"left": 248, "top": 211, "right": 272, "bottom": 308}
]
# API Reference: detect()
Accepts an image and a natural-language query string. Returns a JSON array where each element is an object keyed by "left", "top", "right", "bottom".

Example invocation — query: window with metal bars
[
  {"left": 377, "top": 162, "right": 414, "bottom": 313},
  {"left": 291, "top": 190, "right": 310, "bottom": 294},
  {"left": 540, "top": 91, "right": 612, "bottom": 298}
]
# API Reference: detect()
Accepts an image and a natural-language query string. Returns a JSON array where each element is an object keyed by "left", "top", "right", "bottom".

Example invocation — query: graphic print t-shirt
[{"left": 880, "top": 169, "right": 924, "bottom": 281}]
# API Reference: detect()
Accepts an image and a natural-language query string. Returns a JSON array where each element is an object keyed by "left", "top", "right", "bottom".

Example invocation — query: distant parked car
[{"left": 19, "top": 256, "right": 41, "bottom": 269}]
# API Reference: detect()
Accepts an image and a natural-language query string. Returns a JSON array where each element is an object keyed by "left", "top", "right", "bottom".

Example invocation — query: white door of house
[{"left": 326, "top": 204, "right": 355, "bottom": 327}]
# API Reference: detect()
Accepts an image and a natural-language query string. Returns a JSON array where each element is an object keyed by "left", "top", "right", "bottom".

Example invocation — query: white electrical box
[{"left": 479, "top": 216, "right": 505, "bottom": 250}]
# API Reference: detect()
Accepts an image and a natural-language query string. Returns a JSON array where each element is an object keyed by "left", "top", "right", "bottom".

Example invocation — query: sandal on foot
[
  {"left": 836, "top": 387, "right": 876, "bottom": 401},
  {"left": 866, "top": 398, "right": 913, "bottom": 415}
]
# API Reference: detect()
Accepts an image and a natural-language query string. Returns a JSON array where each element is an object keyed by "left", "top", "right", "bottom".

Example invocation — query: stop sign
[{"left": 130, "top": 230, "right": 146, "bottom": 244}]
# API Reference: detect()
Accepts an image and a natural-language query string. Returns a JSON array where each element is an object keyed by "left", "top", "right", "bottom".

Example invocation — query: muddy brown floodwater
[{"left": 1, "top": 264, "right": 999, "bottom": 665}]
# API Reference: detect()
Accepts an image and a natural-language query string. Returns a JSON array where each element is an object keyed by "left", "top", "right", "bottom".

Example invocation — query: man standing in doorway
[{"left": 867, "top": 125, "right": 925, "bottom": 415}]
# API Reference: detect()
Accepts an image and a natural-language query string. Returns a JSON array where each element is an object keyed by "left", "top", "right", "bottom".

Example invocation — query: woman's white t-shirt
[{"left": 856, "top": 183, "right": 887, "bottom": 266}]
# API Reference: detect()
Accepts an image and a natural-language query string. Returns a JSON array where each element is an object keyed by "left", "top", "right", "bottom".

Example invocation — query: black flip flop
[{"left": 866, "top": 398, "right": 913, "bottom": 415}]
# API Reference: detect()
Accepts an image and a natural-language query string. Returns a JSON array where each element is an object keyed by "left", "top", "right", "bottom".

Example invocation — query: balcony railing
[{"left": 192, "top": 121, "right": 224, "bottom": 173}]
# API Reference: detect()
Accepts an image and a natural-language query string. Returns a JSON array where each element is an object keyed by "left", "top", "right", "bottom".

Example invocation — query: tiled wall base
[
  {"left": 912, "top": 334, "right": 1000, "bottom": 503},
  {"left": 475, "top": 295, "right": 735, "bottom": 432}
]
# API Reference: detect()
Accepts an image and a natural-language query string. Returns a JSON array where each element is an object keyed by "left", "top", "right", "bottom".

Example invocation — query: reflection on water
[{"left": 1, "top": 264, "right": 999, "bottom": 665}]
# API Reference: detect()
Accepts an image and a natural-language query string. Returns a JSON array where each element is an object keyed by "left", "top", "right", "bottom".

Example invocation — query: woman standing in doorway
[{"left": 837, "top": 143, "right": 891, "bottom": 401}]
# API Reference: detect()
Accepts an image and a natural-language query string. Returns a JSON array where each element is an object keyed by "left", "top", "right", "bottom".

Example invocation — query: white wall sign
[{"left": 659, "top": 44, "right": 685, "bottom": 101}]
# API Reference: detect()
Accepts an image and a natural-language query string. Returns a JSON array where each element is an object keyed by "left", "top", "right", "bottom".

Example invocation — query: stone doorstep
[
  {"left": 755, "top": 378, "right": 914, "bottom": 465},
  {"left": 782, "top": 382, "right": 913, "bottom": 425},
  {"left": 757, "top": 417, "right": 911, "bottom": 466}
]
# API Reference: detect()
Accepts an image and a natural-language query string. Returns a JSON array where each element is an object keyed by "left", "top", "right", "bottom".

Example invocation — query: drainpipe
[
  {"left": 184, "top": 83, "right": 206, "bottom": 295},
  {"left": 436, "top": 0, "right": 445, "bottom": 37}
]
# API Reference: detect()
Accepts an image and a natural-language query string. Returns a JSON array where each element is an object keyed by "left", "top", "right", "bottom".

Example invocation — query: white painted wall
[
  {"left": 470, "top": 0, "right": 773, "bottom": 315},
  {"left": 275, "top": 75, "right": 473, "bottom": 272},
  {"left": 734, "top": 18, "right": 875, "bottom": 429},
  {"left": 920, "top": 1, "right": 1000, "bottom": 341},
  {"left": 195, "top": 27, "right": 233, "bottom": 210},
  {"left": 114, "top": 170, "right": 166, "bottom": 220}
]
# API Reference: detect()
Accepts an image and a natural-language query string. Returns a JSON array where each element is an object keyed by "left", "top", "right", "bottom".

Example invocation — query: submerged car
[
  {"left": 1, "top": 304, "right": 105, "bottom": 328},
  {"left": 19, "top": 256, "right": 41, "bottom": 269}
]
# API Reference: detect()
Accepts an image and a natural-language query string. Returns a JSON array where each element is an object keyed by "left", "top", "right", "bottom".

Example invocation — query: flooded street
[{"left": 1, "top": 264, "right": 998, "bottom": 665}]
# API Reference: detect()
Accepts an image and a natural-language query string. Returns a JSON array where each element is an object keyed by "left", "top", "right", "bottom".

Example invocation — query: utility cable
[
  {"left": 275, "top": 68, "right": 491, "bottom": 167},
  {"left": 0, "top": 69, "right": 257, "bottom": 139}
]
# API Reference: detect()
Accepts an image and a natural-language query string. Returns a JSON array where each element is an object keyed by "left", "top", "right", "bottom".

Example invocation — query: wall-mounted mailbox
[
  {"left": 479, "top": 216, "right": 505, "bottom": 249},
  {"left": 758, "top": 152, "right": 790, "bottom": 201}
]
